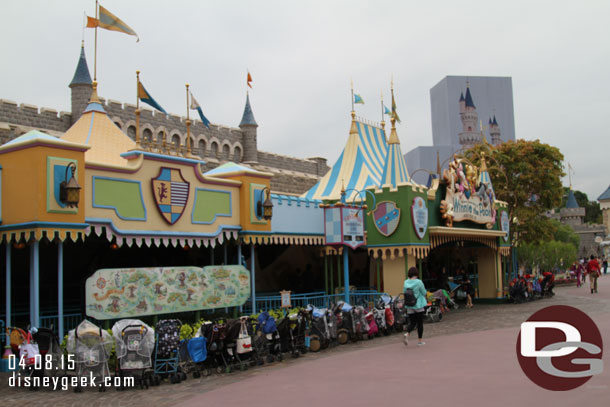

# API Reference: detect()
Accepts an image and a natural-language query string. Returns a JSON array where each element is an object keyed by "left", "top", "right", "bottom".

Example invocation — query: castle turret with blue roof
[
  {"left": 458, "top": 82, "right": 482, "bottom": 148},
  {"left": 239, "top": 93, "right": 258, "bottom": 164},
  {"left": 69, "top": 42, "right": 93, "bottom": 125}
]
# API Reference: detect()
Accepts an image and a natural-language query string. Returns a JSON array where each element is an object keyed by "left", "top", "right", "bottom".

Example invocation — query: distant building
[
  {"left": 406, "top": 76, "right": 516, "bottom": 185},
  {"left": 549, "top": 189, "right": 607, "bottom": 258},
  {"left": 598, "top": 185, "right": 610, "bottom": 257}
]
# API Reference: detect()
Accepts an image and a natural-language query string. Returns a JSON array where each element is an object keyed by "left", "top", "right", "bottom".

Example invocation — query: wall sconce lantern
[
  {"left": 59, "top": 162, "right": 81, "bottom": 208},
  {"left": 256, "top": 187, "right": 273, "bottom": 221}
]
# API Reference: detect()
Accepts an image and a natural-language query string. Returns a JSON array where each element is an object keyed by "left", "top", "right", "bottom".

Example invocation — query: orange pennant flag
[
  {"left": 86, "top": 16, "right": 99, "bottom": 28},
  {"left": 247, "top": 72, "right": 253, "bottom": 88}
]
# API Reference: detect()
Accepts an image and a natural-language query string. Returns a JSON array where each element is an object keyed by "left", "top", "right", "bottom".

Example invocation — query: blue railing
[{"left": 242, "top": 290, "right": 388, "bottom": 314}]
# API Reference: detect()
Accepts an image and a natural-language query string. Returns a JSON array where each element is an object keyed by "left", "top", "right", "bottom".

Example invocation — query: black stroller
[
  {"left": 200, "top": 321, "right": 229, "bottom": 374},
  {"left": 253, "top": 312, "right": 282, "bottom": 363},
  {"left": 306, "top": 306, "right": 332, "bottom": 352},
  {"left": 153, "top": 319, "right": 185, "bottom": 384},
  {"left": 222, "top": 316, "right": 258, "bottom": 372},
  {"left": 32, "top": 326, "right": 66, "bottom": 379}
]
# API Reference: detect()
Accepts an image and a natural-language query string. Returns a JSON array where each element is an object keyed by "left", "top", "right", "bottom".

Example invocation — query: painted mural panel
[{"left": 85, "top": 265, "right": 251, "bottom": 320}]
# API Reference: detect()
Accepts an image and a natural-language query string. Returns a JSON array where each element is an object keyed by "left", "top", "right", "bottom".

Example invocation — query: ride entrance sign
[{"left": 324, "top": 205, "right": 365, "bottom": 249}]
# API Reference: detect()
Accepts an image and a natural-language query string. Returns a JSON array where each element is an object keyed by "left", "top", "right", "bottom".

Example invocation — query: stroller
[
  {"left": 223, "top": 316, "right": 257, "bottom": 372},
  {"left": 154, "top": 319, "right": 185, "bottom": 384},
  {"left": 391, "top": 295, "right": 408, "bottom": 332},
  {"left": 333, "top": 302, "right": 354, "bottom": 344},
  {"left": 509, "top": 278, "right": 527, "bottom": 303},
  {"left": 254, "top": 312, "right": 282, "bottom": 363},
  {"left": 372, "top": 300, "right": 389, "bottom": 335},
  {"left": 179, "top": 335, "right": 209, "bottom": 378},
  {"left": 306, "top": 306, "right": 332, "bottom": 352},
  {"left": 540, "top": 273, "right": 555, "bottom": 297},
  {"left": 32, "top": 326, "right": 66, "bottom": 379},
  {"left": 67, "top": 320, "right": 114, "bottom": 392},
  {"left": 276, "top": 312, "right": 301, "bottom": 358},
  {"left": 199, "top": 321, "right": 229, "bottom": 374},
  {"left": 112, "top": 319, "right": 155, "bottom": 389},
  {"left": 289, "top": 309, "right": 309, "bottom": 355},
  {"left": 425, "top": 295, "right": 443, "bottom": 323}
]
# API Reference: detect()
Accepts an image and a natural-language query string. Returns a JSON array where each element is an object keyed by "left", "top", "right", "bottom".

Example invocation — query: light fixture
[
  {"left": 59, "top": 162, "right": 81, "bottom": 208},
  {"left": 256, "top": 187, "right": 273, "bottom": 221},
  {"left": 109, "top": 242, "right": 119, "bottom": 250}
]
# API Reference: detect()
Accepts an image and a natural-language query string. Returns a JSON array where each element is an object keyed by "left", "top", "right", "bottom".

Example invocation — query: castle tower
[
  {"left": 489, "top": 115, "right": 501, "bottom": 145},
  {"left": 69, "top": 43, "right": 93, "bottom": 125},
  {"left": 560, "top": 189, "right": 585, "bottom": 227},
  {"left": 239, "top": 93, "right": 258, "bottom": 164},
  {"left": 598, "top": 185, "right": 610, "bottom": 236},
  {"left": 458, "top": 83, "right": 481, "bottom": 148}
]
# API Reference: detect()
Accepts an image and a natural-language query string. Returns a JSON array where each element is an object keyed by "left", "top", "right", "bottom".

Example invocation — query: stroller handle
[{"left": 121, "top": 324, "right": 148, "bottom": 336}]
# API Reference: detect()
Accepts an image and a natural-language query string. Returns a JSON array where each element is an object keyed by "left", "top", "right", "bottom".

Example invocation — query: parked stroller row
[
  {"left": 508, "top": 273, "right": 555, "bottom": 303},
  {"left": 5, "top": 293, "right": 452, "bottom": 392}
]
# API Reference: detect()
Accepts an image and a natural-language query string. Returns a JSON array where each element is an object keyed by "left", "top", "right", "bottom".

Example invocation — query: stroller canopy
[
  {"left": 112, "top": 319, "right": 155, "bottom": 360},
  {"left": 67, "top": 319, "right": 114, "bottom": 364}
]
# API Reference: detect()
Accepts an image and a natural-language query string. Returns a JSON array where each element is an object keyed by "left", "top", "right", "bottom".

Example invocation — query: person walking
[
  {"left": 403, "top": 267, "right": 427, "bottom": 346},
  {"left": 603, "top": 257, "right": 608, "bottom": 276},
  {"left": 572, "top": 261, "right": 583, "bottom": 287},
  {"left": 587, "top": 255, "right": 601, "bottom": 294}
]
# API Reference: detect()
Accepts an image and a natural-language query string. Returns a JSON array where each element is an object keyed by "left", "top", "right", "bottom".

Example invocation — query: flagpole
[
  {"left": 350, "top": 79, "right": 355, "bottom": 113},
  {"left": 380, "top": 90, "right": 385, "bottom": 130},
  {"left": 186, "top": 84, "right": 192, "bottom": 156},
  {"left": 94, "top": 0, "right": 98, "bottom": 81},
  {"left": 135, "top": 70, "right": 141, "bottom": 148}
]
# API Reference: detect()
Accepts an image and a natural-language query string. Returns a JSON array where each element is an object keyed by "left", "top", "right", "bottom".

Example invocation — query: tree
[
  {"left": 551, "top": 219, "right": 580, "bottom": 250},
  {"left": 462, "top": 139, "right": 565, "bottom": 245}
]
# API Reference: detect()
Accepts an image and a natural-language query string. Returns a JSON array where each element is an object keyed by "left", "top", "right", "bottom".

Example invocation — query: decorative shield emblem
[
  {"left": 501, "top": 211, "right": 510, "bottom": 242},
  {"left": 152, "top": 167, "right": 190, "bottom": 225},
  {"left": 373, "top": 201, "right": 401, "bottom": 237},
  {"left": 411, "top": 196, "right": 428, "bottom": 240}
]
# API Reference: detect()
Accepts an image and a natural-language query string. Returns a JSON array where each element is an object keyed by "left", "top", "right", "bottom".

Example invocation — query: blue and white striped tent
[
  {"left": 380, "top": 128, "right": 409, "bottom": 188},
  {"left": 303, "top": 118, "right": 389, "bottom": 202}
]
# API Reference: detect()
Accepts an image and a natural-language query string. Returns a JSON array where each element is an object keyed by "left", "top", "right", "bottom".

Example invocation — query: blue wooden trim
[
  {"left": 240, "top": 230, "right": 324, "bottom": 237},
  {"left": 85, "top": 112, "right": 95, "bottom": 144},
  {"left": 0, "top": 222, "right": 89, "bottom": 231},
  {"left": 191, "top": 188, "right": 232, "bottom": 224},
  {"left": 92, "top": 176, "right": 147, "bottom": 221},
  {"left": 121, "top": 151, "right": 206, "bottom": 165},
  {"left": 366, "top": 242, "right": 430, "bottom": 247},
  {"left": 86, "top": 217, "right": 241, "bottom": 237}
]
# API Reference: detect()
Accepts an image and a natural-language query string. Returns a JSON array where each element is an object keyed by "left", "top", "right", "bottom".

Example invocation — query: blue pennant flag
[
  {"left": 190, "top": 91, "right": 210, "bottom": 128},
  {"left": 354, "top": 94, "right": 364, "bottom": 104},
  {"left": 137, "top": 81, "right": 167, "bottom": 114},
  {"left": 384, "top": 105, "right": 391, "bottom": 116}
]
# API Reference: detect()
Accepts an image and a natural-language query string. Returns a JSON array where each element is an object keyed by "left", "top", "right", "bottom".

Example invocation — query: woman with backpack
[{"left": 403, "top": 267, "right": 427, "bottom": 346}]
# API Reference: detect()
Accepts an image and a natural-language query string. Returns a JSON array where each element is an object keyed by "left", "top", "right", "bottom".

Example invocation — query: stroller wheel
[
  {"left": 154, "top": 375, "right": 161, "bottom": 386},
  {"left": 266, "top": 355, "right": 274, "bottom": 363},
  {"left": 216, "top": 366, "right": 224, "bottom": 374},
  {"left": 226, "top": 366, "right": 232, "bottom": 374},
  {"left": 337, "top": 331, "right": 349, "bottom": 345},
  {"left": 202, "top": 368, "right": 210, "bottom": 377},
  {"left": 277, "top": 354, "right": 283, "bottom": 362},
  {"left": 309, "top": 335, "right": 321, "bottom": 352},
  {"left": 438, "top": 313, "right": 443, "bottom": 321},
  {"left": 180, "top": 371, "right": 187, "bottom": 381},
  {"left": 193, "top": 370, "right": 201, "bottom": 379}
]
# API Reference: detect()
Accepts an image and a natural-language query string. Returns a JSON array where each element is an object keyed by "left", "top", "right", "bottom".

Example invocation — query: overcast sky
[{"left": 2, "top": 0, "right": 609, "bottom": 201}]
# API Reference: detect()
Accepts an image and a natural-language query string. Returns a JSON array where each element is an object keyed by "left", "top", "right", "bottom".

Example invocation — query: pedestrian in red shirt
[{"left": 587, "top": 255, "right": 601, "bottom": 294}]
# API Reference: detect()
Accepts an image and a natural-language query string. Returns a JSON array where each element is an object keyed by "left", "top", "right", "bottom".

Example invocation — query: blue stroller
[{"left": 179, "top": 336, "right": 209, "bottom": 378}]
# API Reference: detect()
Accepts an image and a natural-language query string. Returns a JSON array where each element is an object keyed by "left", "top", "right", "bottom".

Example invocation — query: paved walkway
[{"left": 2, "top": 276, "right": 609, "bottom": 406}]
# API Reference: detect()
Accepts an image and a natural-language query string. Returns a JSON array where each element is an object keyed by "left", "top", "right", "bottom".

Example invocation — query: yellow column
[{"left": 382, "top": 253, "right": 417, "bottom": 296}]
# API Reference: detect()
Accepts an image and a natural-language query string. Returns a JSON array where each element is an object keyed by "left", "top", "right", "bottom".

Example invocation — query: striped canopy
[
  {"left": 304, "top": 119, "right": 388, "bottom": 202},
  {"left": 380, "top": 140, "right": 409, "bottom": 188}
]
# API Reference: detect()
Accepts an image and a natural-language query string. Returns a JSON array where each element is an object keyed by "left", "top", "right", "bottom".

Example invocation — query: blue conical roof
[
  {"left": 459, "top": 92, "right": 465, "bottom": 102},
  {"left": 69, "top": 44, "right": 92, "bottom": 87},
  {"left": 566, "top": 189, "right": 579, "bottom": 208},
  {"left": 492, "top": 115, "right": 498, "bottom": 125},
  {"left": 239, "top": 94, "right": 257, "bottom": 127},
  {"left": 464, "top": 87, "right": 475, "bottom": 108},
  {"left": 598, "top": 185, "right": 610, "bottom": 201}
]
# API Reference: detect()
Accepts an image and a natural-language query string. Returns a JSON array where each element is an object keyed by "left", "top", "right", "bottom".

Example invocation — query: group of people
[{"left": 571, "top": 255, "right": 605, "bottom": 294}]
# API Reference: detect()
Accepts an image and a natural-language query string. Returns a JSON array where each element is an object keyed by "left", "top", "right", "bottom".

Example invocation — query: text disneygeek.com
[{"left": 8, "top": 372, "right": 135, "bottom": 391}]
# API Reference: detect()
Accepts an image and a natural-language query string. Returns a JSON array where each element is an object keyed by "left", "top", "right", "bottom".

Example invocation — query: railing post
[
  {"left": 329, "top": 253, "right": 334, "bottom": 295},
  {"left": 58, "top": 241, "right": 64, "bottom": 339},
  {"left": 250, "top": 244, "right": 256, "bottom": 314},
  {"left": 343, "top": 250, "right": 350, "bottom": 303},
  {"left": 5, "top": 243, "right": 11, "bottom": 329},
  {"left": 324, "top": 253, "right": 328, "bottom": 295},
  {"left": 30, "top": 240, "right": 40, "bottom": 328},
  {"left": 336, "top": 253, "right": 341, "bottom": 289}
]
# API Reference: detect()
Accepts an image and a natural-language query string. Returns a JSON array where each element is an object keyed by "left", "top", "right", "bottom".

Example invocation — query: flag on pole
[
  {"left": 247, "top": 72, "right": 253, "bottom": 88},
  {"left": 354, "top": 94, "right": 364, "bottom": 104},
  {"left": 391, "top": 91, "right": 401, "bottom": 123},
  {"left": 190, "top": 92, "right": 210, "bottom": 128},
  {"left": 384, "top": 105, "right": 391, "bottom": 116},
  {"left": 138, "top": 81, "right": 167, "bottom": 114},
  {"left": 87, "top": 4, "right": 139, "bottom": 42}
]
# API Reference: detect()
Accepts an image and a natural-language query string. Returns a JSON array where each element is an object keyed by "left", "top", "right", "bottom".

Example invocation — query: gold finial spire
[
  {"left": 89, "top": 81, "right": 101, "bottom": 104},
  {"left": 349, "top": 110, "right": 358, "bottom": 135},
  {"left": 436, "top": 150, "right": 441, "bottom": 176},
  {"left": 480, "top": 151, "right": 488, "bottom": 172},
  {"left": 135, "top": 70, "right": 141, "bottom": 147},
  {"left": 479, "top": 120, "right": 489, "bottom": 144},
  {"left": 185, "top": 83, "right": 192, "bottom": 155},
  {"left": 380, "top": 89, "right": 385, "bottom": 130},
  {"left": 388, "top": 78, "right": 399, "bottom": 144}
]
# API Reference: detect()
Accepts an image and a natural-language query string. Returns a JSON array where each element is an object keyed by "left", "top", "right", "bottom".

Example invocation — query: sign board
[
  {"left": 444, "top": 187, "right": 496, "bottom": 228},
  {"left": 373, "top": 201, "right": 401, "bottom": 237},
  {"left": 85, "top": 265, "right": 250, "bottom": 320},
  {"left": 501, "top": 211, "right": 510, "bottom": 242},
  {"left": 411, "top": 197, "right": 428, "bottom": 239},
  {"left": 324, "top": 205, "right": 365, "bottom": 249},
  {"left": 280, "top": 290, "right": 292, "bottom": 308}
]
